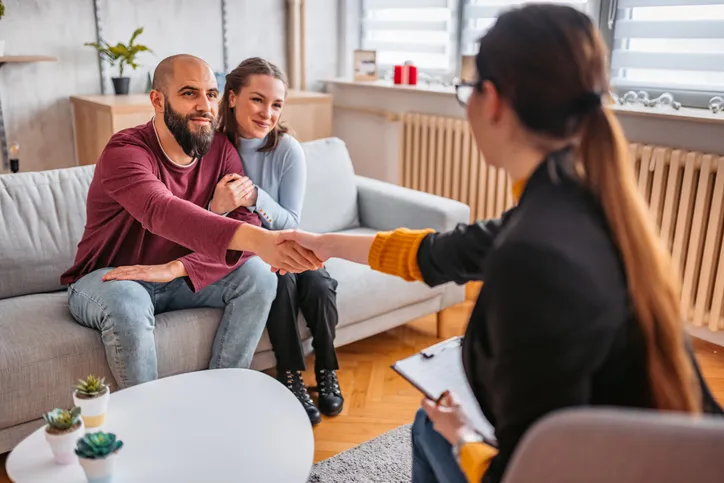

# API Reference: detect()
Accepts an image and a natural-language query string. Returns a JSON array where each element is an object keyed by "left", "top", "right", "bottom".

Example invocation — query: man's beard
[{"left": 164, "top": 99, "right": 218, "bottom": 159}]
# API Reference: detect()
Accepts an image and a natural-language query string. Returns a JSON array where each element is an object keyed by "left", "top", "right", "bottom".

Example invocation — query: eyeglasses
[{"left": 455, "top": 82, "right": 478, "bottom": 107}]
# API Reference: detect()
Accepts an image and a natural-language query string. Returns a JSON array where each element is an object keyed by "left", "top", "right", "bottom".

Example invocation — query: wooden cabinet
[{"left": 70, "top": 90, "right": 333, "bottom": 166}]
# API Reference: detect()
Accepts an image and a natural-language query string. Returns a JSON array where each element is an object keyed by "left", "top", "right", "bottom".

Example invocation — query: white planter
[
  {"left": 74, "top": 388, "right": 110, "bottom": 431},
  {"left": 44, "top": 421, "right": 84, "bottom": 465},
  {"left": 79, "top": 452, "right": 118, "bottom": 483}
]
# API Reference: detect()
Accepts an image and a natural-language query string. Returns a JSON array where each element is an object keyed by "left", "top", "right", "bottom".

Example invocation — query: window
[
  {"left": 360, "top": 0, "right": 459, "bottom": 74},
  {"left": 606, "top": 0, "right": 724, "bottom": 107},
  {"left": 359, "top": 0, "right": 601, "bottom": 79},
  {"left": 461, "top": 0, "right": 599, "bottom": 56}
]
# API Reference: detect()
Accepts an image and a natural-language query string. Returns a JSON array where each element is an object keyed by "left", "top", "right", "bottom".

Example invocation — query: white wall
[
  {"left": 326, "top": 82, "right": 464, "bottom": 183},
  {"left": 0, "top": 0, "right": 100, "bottom": 172},
  {"left": 0, "top": 0, "right": 338, "bottom": 174},
  {"left": 100, "top": 0, "right": 226, "bottom": 94},
  {"left": 304, "top": 0, "right": 339, "bottom": 92},
  {"left": 325, "top": 82, "right": 724, "bottom": 185},
  {"left": 616, "top": 114, "right": 724, "bottom": 156},
  {"left": 225, "top": 0, "right": 287, "bottom": 74}
]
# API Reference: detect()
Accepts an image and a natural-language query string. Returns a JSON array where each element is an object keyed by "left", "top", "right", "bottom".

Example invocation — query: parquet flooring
[{"left": 2, "top": 297, "right": 724, "bottom": 481}]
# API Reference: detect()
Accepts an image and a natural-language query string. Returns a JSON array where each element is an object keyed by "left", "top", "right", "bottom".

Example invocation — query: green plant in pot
[
  {"left": 73, "top": 374, "right": 111, "bottom": 430},
  {"left": 42, "top": 406, "right": 84, "bottom": 465},
  {"left": 85, "top": 27, "right": 153, "bottom": 95},
  {"left": 75, "top": 431, "right": 124, "bottom": 482}
]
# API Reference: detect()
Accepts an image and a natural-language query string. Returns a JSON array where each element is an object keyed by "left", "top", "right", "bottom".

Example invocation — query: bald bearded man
[{"left": 61, "top": 54, "right": 321, "bottom": 389}]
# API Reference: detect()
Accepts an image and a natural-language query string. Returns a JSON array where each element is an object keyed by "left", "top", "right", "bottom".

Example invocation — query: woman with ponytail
[
  {"left": 214, "top": 57, "right": 343, "bottom": 426},
  {"left": 274, "top": 4, "right": 722, "bottom": 482}
]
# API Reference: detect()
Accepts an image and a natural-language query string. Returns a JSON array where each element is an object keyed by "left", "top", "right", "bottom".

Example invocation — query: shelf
[
  {"left": 70, "top": 90, "right": 332, "bottom": 113},
  {"left": 0, "top": 55, "right": 57, "bottom": 64},
  {"left": 323, "top": 78, "right": 456, "bottom": 96},
  {"left": 608, "top": 103, "right": 724, "bottom": 126}
]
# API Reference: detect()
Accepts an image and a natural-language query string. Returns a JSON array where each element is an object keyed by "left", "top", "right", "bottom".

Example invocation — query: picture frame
[{"left": 353, "top": 50, "right": 378, "bottom": 81}]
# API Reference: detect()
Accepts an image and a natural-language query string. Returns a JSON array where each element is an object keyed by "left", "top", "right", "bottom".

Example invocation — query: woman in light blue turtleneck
[{"left": 215, "top": 57, "right": 343, "bottom": 426}]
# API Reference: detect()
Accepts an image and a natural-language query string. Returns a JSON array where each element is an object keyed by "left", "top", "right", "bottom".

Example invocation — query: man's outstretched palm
[{"left": 101, "top": 261, "right": 185, "bottom": 283}]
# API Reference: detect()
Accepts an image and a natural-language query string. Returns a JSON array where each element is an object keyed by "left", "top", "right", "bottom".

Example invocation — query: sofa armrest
[{"left": 356, "top": 175, "right": 470, "bottom": 233}]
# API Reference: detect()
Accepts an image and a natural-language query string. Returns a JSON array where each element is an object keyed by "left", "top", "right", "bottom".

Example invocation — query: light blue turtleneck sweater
[{"left": 238, "top": 133, "right": 306, "bottom": 230}]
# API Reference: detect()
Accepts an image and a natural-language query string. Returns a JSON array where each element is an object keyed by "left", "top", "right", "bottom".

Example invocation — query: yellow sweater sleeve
[
  {"left": 459, "top": 442, "right": 498, "bottom": 482},
  {"left": 367, "top": 228, "right": 435, "bottom": 281}
]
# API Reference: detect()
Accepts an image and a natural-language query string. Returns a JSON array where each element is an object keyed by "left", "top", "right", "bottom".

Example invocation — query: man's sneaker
[
  {"left": 278, "top": 370, "right": 321, "bottom": 425},
  {"left": 316, "top": 369, "right": 344, "bottom": 417}
]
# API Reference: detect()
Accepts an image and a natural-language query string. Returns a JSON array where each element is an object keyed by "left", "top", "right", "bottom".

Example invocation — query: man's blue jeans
[
  {"left": 67, "top": 256, "right": 277, "bottom": 389},
  {"left": 412, "top": 409, "right": 468, "bottom": 483}
]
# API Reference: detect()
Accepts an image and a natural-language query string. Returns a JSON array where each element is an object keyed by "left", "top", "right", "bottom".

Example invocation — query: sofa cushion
[
  {"left": 0, "top": 166, "right": 93, "bottom": 300},
  {"left": 298, "top": 137, "right": 360, "bottom": 233}
]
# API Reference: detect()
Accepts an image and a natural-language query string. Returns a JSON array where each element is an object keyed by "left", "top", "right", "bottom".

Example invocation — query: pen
[{"left": 435, "top": 390, "right": 450, "bottom": 406}]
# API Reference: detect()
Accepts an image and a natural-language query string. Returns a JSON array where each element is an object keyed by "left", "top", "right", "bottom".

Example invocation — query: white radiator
[{"left": 400, "top": 112, "right": 724, "bottom": 332}]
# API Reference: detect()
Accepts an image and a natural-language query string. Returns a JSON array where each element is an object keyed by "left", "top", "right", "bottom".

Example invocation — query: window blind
[
  {"left": 610, "top": 0, "right": 724, "bottom": 93},
  {"left": 461, "top": 0, "right": 597, "bottom": 55},
  {"left": 360, "top": 0, "right": 457, "bottom": 73}
]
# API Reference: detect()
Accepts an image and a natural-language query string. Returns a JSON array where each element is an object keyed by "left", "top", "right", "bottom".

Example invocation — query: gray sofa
[{"left": 0, "top": 137, "right": 469, "bottom": 453}]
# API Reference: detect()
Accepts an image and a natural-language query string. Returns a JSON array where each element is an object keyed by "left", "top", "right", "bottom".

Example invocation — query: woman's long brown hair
[
  {"left": 218, "top": 57, "right": 290, "bottom": 152},
  {"left": 477, "top": 5, "right": 700, "bottom": 412}
]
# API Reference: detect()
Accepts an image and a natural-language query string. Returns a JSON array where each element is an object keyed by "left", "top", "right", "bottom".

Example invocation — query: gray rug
[{"left": 307, "top": 424, "right": 412, "bottom": 482}]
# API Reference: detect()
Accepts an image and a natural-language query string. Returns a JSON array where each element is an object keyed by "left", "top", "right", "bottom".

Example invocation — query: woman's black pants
[{"left": 266, "top": 267, "right": 340, "bottom": 372}]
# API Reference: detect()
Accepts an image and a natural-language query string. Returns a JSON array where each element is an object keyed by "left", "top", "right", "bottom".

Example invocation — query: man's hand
[
  {"left": 274, "top": 230, "right": 332, "bottom": 261},
  {"left": 209, "top": 174, "right": 257, "bottom": 214},
  {"left": 101, "top": 261, "right": 187, "bottom": 283}
]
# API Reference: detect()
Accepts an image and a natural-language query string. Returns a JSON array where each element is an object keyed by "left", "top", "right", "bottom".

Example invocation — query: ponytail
[{"left": 579, "top": 106, "right": 701, "bottom": 413}]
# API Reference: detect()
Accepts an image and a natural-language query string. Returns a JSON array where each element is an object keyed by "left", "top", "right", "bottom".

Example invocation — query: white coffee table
[{"left": 6, "top": 369, "right": 314, "bottom": 482}]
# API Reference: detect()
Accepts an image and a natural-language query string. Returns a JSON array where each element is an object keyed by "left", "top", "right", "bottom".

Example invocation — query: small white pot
[
  {"left": 73, "top": 387, "right": 110, "bottom": 431},
  {"left": 44, "top": 421, "right": 84, "bottom": 465},
  {"left": 79, "top": 452, "right": 118, "bottom": 483}
]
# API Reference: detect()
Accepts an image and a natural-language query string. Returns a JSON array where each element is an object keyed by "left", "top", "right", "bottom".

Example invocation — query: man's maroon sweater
[{"left": 61, "top": 120, "right": 261, "bottom": 292}]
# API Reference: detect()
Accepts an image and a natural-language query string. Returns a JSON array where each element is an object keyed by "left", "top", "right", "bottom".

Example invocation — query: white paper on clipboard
[{"left": 391, "top": 336, "right": 497, "bottom": 447}]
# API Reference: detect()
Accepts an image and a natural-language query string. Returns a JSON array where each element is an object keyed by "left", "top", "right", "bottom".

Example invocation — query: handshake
[
  {"left": 258, "top": 230, "right": 329, "bottom": 275},
  {"left": 212, "top": 173, "right": 370, "bottom": 275},
  {"left": 209, "top": 174, "right": 333, "bottom": 274}
]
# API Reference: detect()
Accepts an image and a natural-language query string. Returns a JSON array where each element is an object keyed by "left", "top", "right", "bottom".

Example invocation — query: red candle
[{"left": 394, "top": 62, "right": 418, "bottom": 85}]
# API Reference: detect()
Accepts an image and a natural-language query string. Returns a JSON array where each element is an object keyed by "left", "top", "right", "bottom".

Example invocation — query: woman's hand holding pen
[{"left": 421, "top": 391, "right": 475, "bottom": 446}]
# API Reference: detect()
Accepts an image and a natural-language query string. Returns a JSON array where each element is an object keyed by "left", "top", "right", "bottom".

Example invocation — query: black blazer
[{"left": 416, "top": 149, "right": 723, "bottom": 483}]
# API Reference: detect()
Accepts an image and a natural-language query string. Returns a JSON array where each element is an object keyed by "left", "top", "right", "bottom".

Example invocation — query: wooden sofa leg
[
  {"left": 466, "top": 282, "right": 482, "bottom": 301},
  {"left": 436, "top": 309, "right": 452, "bottom": 339}
]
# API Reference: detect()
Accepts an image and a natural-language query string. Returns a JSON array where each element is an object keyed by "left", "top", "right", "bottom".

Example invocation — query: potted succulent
[
  {"left": 75, "top": 431, "right": 124, "bottom": 483},
  {"left": 85, "top": 27, "right": 153, "bottom": 95},
  {"left": 73, "top": 374, "right": 110, "bottom": 431},
  {"left": 42, "top": 406, "right": 84, "bottom": 464}
]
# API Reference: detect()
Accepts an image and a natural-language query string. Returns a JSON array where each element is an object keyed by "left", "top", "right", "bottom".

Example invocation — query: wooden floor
[{"left": 2, "top": 299, "right": 724, "bottom": 481}]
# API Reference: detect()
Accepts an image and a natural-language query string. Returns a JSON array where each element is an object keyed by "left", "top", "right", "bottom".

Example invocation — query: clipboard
[{"left": 391, "top": 336, "right": 497, "bottom": 447}]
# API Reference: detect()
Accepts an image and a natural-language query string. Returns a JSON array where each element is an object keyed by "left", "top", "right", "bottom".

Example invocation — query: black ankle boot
[
  {"left": 316, "top": 369, "right": 344, "bottom": 417},
  {"left": 278, "top": 370, "right": 321, "bottom": 425}
]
